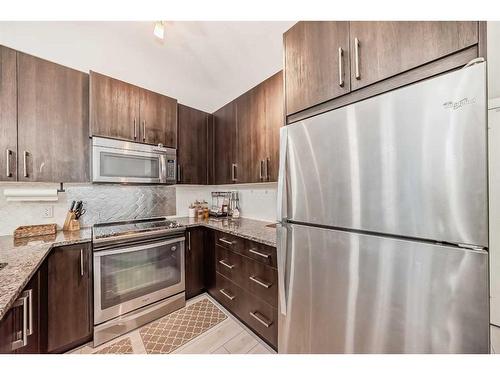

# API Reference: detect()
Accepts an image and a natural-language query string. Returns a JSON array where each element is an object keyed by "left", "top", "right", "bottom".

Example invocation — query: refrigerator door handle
[
  {"left": 277, "top": 127, "right": 288, "bottom": 222},
  {"left": 277, "top": 224, "right": 288, "bottom": 316}
]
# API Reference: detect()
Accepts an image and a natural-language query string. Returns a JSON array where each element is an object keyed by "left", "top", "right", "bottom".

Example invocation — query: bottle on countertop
[{"left": 232, "top": 193, "right": 240, "bottom": 219}]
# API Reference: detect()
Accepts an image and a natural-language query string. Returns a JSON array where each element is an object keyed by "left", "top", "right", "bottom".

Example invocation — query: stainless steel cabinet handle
[
  {"left": 11, "top": 291, "right": 29, "bottom": 350},
  {"left": 354, "top": 37, "right": 360, "bottom": 80},
  {"left": 219, "top": 238, "right": 234, "bottom": 246},
  {"left": 231, "top": 163, "right": 237, "bottom": 182},
  {"left": 249, "top": 311, "right": 272, "bottom": 328},
  {"left": 338, "top": 47, "right": 344, "bottom": 87},
  {"left": 134, "top": 117, "right": 137, "bottom": 139},
  {"left": 23, "top": 151, "right": 28, "bottom": 178},
  {"left": 177, "top": 164, "right": 181, "bottom": 182},
  {"left": 249, "top": 248, "right": 270, "bottom": 259},
  {"left": 187, "top": 231, "right": 191, "bottom": 251},
  {"left": 259, "top": 160, "right": 264, "bottom": 180},
  {"left": 249, "top": 275, "right": 272, "bottom": 288},
  {"left": 219, "top": 288, "right": 235, "bottom": 301},
  {"left": 265, "top": 158, "right": 270, "bottom": 181},
  {"left": 219, "top": 259, "right": 235, "bottom": 269},
  {"left": 6, "top": 149, "right": 12, "bottom": 177},
  {"left": 26, "top": 289, "right": 33, "bottom": 336},
  {"left": 80, "top": 249, "right": 84, "bottom": 277},
  {"left": 142, "top": 120, "right": 146, "bottom": 142}
]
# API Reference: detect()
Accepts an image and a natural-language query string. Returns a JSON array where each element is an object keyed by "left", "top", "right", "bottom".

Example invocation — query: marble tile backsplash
[{"left": 0, "top": 183, "right": 176, "bottom": 236}]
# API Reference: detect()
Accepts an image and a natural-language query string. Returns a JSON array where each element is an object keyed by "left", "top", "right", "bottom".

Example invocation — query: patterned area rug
[
  {"left": 139, "top": 298, "right": 227, "bottom": 354},
  {"left": 93, "top": 337, "right": 134, "bottom": 354}
]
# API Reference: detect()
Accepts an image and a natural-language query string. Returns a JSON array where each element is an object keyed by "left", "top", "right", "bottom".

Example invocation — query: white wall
[
  {"left": 488, "top": 21, "right": 500, "bottom": 102},
  {"left": 175, "top": 183, "right": 277, "bottom": 222}
]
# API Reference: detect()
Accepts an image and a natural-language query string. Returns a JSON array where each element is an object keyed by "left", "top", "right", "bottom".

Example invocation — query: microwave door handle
[{"left": 160, "top": 155, "right": 167, "bottom": 183}]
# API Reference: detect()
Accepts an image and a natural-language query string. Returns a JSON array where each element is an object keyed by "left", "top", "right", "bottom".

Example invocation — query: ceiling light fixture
[{"left": 154, "top": 21, "right": 165, "bottom": 40}]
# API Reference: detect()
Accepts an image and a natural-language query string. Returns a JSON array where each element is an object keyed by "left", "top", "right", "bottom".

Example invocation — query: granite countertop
[
  {"left": 173, "top": 216, "right": 277, "bottom": 247},
  {"left": 0, "top": 229, "right": 91, "bottom": 321}
]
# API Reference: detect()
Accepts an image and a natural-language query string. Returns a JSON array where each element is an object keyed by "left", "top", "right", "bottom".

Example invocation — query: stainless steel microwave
[{"left": 92, "top": 137, "right": 176, "bottom": 184}]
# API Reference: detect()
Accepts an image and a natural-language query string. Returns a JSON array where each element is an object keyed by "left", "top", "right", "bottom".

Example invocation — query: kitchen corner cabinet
[
  {"left": 90, "top": 71, "right": 177, "bottom": 147},
  {"left": 17, "top": 52, "right": 90, "bottom": 182},
  {"left": 213, "top": 100, "right": 238, "bottom": 184},
  {"left": 0, "top": 45, "right": 17, "bottom": 182},
  {"left": 0, "top": 270, "right": 41, "bottom": 354},
  {"left": 185, "top": 227, "right": 206, "bottom": 299},
  {"left": 46, "top": 243, "right": 92, "bottom": 353},
  {"left": 284, "top": 21, "right": 350, "bottom": 115},
  {"left": 177, "top": 104, "right": 210, "bottom": 184},
  {"left": 284, "top": 21, "right": 480, "bottom": 117}
]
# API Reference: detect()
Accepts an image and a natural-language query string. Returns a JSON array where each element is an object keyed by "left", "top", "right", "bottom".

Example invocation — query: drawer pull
[
  {"left": 219, "top": 238, "right": 234, "bottom": 246},
  {"left": 249, "top": 311, "right": 272, "bottom": 328},
  {"left": 249, "top": 248, "right": 271, "bottom": 259},
  {"left": 249, "top": 275, "right": 272, "bottom": 289},
  {"left": 219, "top": 259, "right": 235, "bottom": 269},
  {"left": 220, "top": 288, "right": 236, "bottom": 301}
]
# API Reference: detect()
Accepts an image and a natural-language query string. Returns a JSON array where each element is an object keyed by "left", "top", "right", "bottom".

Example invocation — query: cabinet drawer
[
  {"left": 242, "top": 256, "right": 278, "bottom": 308},
  {"left": 215, "top": 245, "right": 244, "bottom": 287},
  {"left": 242, "top": 241, "right": 277, "bottom": 268},
  {"left": 215, "top": 231, "right": 245, "bottom": 253},
  {"left": 242, "top": 292, "right": 278, "bottom": 348},
  {"left": 214, "top": 272, "right": 244, "bottom": 317}
]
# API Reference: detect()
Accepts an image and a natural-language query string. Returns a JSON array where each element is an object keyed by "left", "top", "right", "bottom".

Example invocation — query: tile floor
[{"left": 70, "top": 293, "right": 276, "bottom": 355}]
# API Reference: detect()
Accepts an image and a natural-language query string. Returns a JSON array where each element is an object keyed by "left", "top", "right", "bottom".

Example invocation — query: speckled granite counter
[
  {"left": 173, "top": 217, "right": 277, "bottom": 247},
  {"left": 0, "top": 229, "right": 91, "bottom": 321}
]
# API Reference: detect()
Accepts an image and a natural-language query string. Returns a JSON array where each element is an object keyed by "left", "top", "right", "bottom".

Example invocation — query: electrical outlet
[{"left": 42, "top": 205, "right": 54, "bottom": 218}]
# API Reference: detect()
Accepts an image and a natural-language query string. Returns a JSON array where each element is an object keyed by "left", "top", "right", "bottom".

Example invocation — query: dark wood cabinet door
[
  {"left": 0, "top": 45, "right": 17, "bottom": 182},
  {"left": 284, "top": 21, "right": 350, "bottom": 115},
  {"left": 177, "top": 104, "right": 209, "bottom": 184},
  {"left": 349, "top": 21, "right": 479, "bottom": 90},
  {"left": 185, "top": 227, "right": 206, "bottom": 299},
  {"left": 213, "top": 100, "right": 237, "bottom": 184},
  {"left": 90, "top": 71, "right": 140, "bottom": 141},
  {"left": 15, "top": 273, "right": 40, "bottom": 354},
  {"left": 47, "top": 243, "right": 92, "bottom": 353},
  {"left": 17, "top": 53, "right": 89, "bottom": 182},
  {"left": 236, "top": 85, "right": 266, "bottom": 183},
  {"left": 0, "top": 308, "right": 16, "bottom": 354},
  {"left": 140, "top": 89, "right": 177, "bottom": 147},
  {"left": 263, "top": 71, "right": 284, "bottom": 182}
]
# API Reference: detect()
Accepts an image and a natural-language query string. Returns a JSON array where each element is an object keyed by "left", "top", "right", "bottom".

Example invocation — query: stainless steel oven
[
  {"left": 92, "top": 136, "right": 177, "bottom": 184},
  {"left": 92, "top": 220, "right": 185, "bottom": 346}
]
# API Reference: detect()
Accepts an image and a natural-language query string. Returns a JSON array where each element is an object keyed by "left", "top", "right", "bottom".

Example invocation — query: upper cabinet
[
  {"left": 284, "top": 21, "right": 350, "bottom": 115},
  {"left": 284, "top": 21, "right": 482, "bottom": 118},
  {"left": 213, "top": 100, "right": 238, "bottom": 184},
  {"left": 17, "top": 52, "right": 89, "bottom": 182},
  {"left": 0, "top": 45, "right": 17, "bottom": 182},
  {"left": 90, "top": 71, "right": 177, "bottom": 147},
  {"left": 177, "top": 104, "right": 210, "bottom": 184},
  {"left": 349, "top": 21, "right": 479, "bottom": 90}
]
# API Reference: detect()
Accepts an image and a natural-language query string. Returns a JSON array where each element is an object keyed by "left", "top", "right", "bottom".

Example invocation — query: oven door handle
[{"left": 93, "top": 237, "right": 185, "bottom": 257}]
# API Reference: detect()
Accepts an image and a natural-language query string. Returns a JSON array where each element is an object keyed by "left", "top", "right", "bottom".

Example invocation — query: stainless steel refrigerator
[{"left": 277, "top": 62, "right": 489, "bottom": 354}]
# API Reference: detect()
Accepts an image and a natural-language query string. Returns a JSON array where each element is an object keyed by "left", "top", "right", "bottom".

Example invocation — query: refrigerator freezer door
[
  {"left": 278, "top": 223, "right": 489, "bottom": 353},
  {"left": 284, "top": 63, "right": 487, "bottom": 247}
]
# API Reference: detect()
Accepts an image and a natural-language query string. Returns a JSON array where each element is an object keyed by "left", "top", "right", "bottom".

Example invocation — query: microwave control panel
[{"left": 167, "top": 159, "right": 176, "bottom": 180}]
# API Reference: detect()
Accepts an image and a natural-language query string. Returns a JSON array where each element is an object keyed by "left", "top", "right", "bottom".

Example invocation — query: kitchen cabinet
[
  {"left": 0, "top": 270, "right": 41, "bottom": 354},
  {"left": 213, "top": 100, "right": 238, "bottom": 184},
  {"left": 0, "top": 45, "right": 17, "bottom": 182},
  {"left": 17, "top": 52, "right": 89, "bottom": 182},
  {"left": 139, "top": 88, "right": 177, "bottom": 146},
  {"left": 90, "top": 71, "right": 140, "bottom": 142},
  {"left": 46, "top": 242, "right": 92, "bottom": 353},
  {"left": 177, "top": 104, "right": 210, "bottom": 184},
  {"left": 284, "top": 21, "right": 481, "bottom": 120},
  {"left": 349, "top": 21, "right": 479, "bottom": 90},
  {"left": 185, "top": 227, "right": 206, "bottom": 299},
  {"left": 284, "top": 21, "right": 350, "bottom": 115},
  {"left": 90, "top": 71, "right": 177, "bottom": 147}
]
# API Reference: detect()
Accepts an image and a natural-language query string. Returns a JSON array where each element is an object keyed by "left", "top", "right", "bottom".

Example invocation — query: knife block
[{"left": 63, "top": 211, "right": 80, "bottom": 231}]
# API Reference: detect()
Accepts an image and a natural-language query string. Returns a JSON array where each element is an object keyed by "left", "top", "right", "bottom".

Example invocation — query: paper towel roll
[{"left": 4, "top": 188, "right": 59, "bottom": 202}]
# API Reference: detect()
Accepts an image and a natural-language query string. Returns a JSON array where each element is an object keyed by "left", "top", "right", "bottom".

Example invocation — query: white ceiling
[{"left": 0, "top": 21, "right": 295, "bottom": 112}]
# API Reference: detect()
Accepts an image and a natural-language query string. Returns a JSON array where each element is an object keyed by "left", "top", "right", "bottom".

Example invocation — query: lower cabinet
[
  {"left": 209, "top": 231, "right": 278, "bottom": 349},
  {"left": 46, "top": 242, "right": 93, "bottom": 353},
  {"left": 0, "top": 269, "right": 41, "bottom": 354},
  {"left": 185, "top": 227, "right": 207, "bottom": 299}
]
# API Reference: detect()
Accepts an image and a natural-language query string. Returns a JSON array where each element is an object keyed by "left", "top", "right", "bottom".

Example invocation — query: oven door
[
  {"left": 93, "top": 237, "right": 185, "bottom": 325},
  {"left": 92, "top": 145, "right": 167, "bottom": 184}
]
